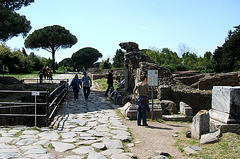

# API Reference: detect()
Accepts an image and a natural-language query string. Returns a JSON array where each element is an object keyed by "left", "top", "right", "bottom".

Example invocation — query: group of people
[
  {"left": 70, "top": 69, "right": 150, "bottom": 127},
  {"left": 70, "top": 71, "right": 92, "bottom": 100},
  {"left": 39, "top": 66, "right": 53, "bottom": 83}
]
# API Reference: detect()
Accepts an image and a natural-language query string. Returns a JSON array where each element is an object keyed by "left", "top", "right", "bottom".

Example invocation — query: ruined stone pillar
[{"left": 191, "top": 110, "right": 210, "bottom": 139}]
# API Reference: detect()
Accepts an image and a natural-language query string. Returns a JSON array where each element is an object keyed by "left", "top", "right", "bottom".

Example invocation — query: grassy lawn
[
  {"left": 94, "top": 78, "right": 118, "bottom": 90},
  {"left": 175, "top": 128, "right": 240, "bottom": 159},
  {"left": 2, "top": 73, "right": 39, "bottom": 79}
]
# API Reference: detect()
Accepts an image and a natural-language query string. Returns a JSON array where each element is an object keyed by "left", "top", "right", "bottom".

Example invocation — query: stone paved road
[{"left": 0, "top": 73, "right": 133, "bottom": 159}]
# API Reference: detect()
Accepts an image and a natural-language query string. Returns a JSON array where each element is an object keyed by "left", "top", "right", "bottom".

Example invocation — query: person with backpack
[
  {"left": 133, "top": 74, "right": 150, "bottom": 126},
  {"left": 81, "top": 71, "right": 92, "bottom": 100},
  {"left": 70, "top": 74, "right": 82, "bottom": 100}
]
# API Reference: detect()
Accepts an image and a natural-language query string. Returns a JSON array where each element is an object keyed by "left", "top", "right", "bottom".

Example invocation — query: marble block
[{"left": 210, "top": 86, "right": 240, "bottom": 123}]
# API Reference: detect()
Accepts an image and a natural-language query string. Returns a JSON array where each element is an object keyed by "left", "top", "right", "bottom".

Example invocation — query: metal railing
[{"left": 0, "top": 80, "right": 68, "bottom": 127}]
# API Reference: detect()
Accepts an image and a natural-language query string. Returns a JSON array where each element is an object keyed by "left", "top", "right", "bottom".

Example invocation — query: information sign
[
  {"left": 147, "top": 70, "right": 158, "bottom": 87},
  {"left": 32, "top": 91, "right": 40, "bottom": 96}
]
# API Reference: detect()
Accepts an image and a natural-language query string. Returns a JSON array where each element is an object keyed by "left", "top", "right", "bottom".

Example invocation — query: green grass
[
  {"left": 14, "top": 130, "right": 24, "bottom": 137},
  {"left": 175, "top": 130, "right": 240, "bottom": 158},
  {"left": 3, "top": 72, "right": 39, "bottom": 79},
  {"left": 94, "top": 78, "right": 118, "bottom": 90}
]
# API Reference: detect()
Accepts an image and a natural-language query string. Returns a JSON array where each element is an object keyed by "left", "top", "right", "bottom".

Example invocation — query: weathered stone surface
[
  {"left": 171, "top": 84, "right": 212, "bottom": 115},
  {"left": 180, "top": 102, "right": 193, "bottom": 116},
  {"left": 101, "top": 149, "right": 124, "bottom": 157},
  {"left": 111, "top": 153, "right": 132, "bottom": 159},
  {"left": 210, "top": 118, "right": 240, "bottom": 134},
  {"left": 0, "top": 152, "right": 21, "bottom": 159},
  {"left": 72, "top": 146, "right": 94, "bottom": 155},
  {"left": 51, "top": 142, "right": 75, "bottom": 152},
  {"left": 174, "top": 74, "right": 205, "bottom": 86},
  {"left": 38, "top": 131, "right": 60, "bottom": 140},
  {"left": 161, "top": 100, "right": 178, "bottom": 115},
  {"left": 191, "top": 110, "right": 209, "bottom": 139},
  {"left": 119, "top": 42, "right": 139, "bottom": 53},
  {"left": 200, "top": 129, "right": 222, "bottom": 144},
  {"left": 16, "top": 139, "right": 36, "bottom": 146},
  {"left": 210, "top": 86, "right": 240, "bottom": 123},
  {"left": 157, "top": 85, "right": 172, "bottom": 100},
  {"left": 91, "top": 143, "right": 106, "bottom": 150},
  {"left": 88, "top": 151, "right": 107, "bottom": 159},
  {"left": 197, "top": 72, "right": 239, "bottom": 90},
  {"left": 103, "top": 138, "right": 123, "bottom": 149}
]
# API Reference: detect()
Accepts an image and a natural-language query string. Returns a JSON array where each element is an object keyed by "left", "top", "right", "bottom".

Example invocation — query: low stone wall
[
  {"left": 171, "top": 86, "right": 212, "bottom": 115},
  {"left": 91, "top": 74, "right": 107, "bottom": 80},
  {"left": 196, "top": 72, "right": 239, "bottom": 90},
  {"left": 174, "top": 74, "right": 205, "bottom": 86}
]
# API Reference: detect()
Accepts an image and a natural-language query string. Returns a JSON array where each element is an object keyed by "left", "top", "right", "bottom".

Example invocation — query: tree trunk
[{"left": 52, "top": 49, "right": 56, "bottom": 73}]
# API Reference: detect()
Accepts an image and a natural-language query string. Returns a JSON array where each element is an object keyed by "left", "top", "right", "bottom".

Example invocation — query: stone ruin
[{"left": 113, "top": 41, "right": 240, "bottom": 124}]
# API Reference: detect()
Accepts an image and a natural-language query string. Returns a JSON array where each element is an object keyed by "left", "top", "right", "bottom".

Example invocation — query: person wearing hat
[{"left": 81, "top": 71, "right": 92, "bottom": 100}]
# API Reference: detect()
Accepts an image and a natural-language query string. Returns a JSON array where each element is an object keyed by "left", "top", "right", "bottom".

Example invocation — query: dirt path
[{"left": 123, "top": 119, "right": 190, "bottom": 159}]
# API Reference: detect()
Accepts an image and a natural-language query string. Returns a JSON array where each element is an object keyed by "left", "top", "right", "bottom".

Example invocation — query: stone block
[
  {"left": 180, "top": 102, "right": 193, "bottom": 116},
  {"left": 210, "top": 118, "right": 240, "bottom": 134},
  {"left": 157, "top": 85, "right": 172, "bottom": 100},
  {"left": 191, "top": 110, "right": 209, "bottom": 140},
  {"left": 211, "top": 86, "right": 240, "bottom": 123},
  {"left": 161, "top": 100, "right": 178, "bottom": 115},
  {"left": 122, "top": 100, "right": 162, "bottom": 119}
]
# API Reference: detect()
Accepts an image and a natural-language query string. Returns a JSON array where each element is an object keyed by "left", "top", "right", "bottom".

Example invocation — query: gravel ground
[{"left": 123, "top": 119, "right": 191, "bottom": 159}]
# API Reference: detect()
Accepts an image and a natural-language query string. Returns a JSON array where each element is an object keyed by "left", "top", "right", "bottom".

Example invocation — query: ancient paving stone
[
  {"left": 76, "top": 140, "right": 101, "bottom": 146},
  {"left": 88, "top": 151, "right": 107, "bottom": 159},
  {"left": 103, "top": 138, "right": 124, "bottom": 149},
  {"left": 110, "top": 130, "right": 131, "bottom": 136},
  {"left": 24, "top": 148, "right": 47, "bottom": 154},
  {"left": 91, "top": 143, "right": 106, "bottom": 150},
  {"left": 16, "top": 138, "right": 36, "bottom": 146},
  {"left": 25, "top": 153, "right": 55, "bottom": 158},
  {"left": 0, "top": 137, "right": 15, "bottom": 144},
  {"left": 72, "top": 127, "right": 91, "bottom": 132},
  {"left": 38, "top": 131, "right": 60, "bottom": 140},
  {"left": 22, "top": 130, "right": 40, "bottom": 135},
  {"left": 62, "top": 138, "right": 79, "bottom": 143},
  {"left": 79, "top": 136, "right": 96, "bottom": 140},
  {"left": 64, "top": 155, "right": 85, "bottom": 159},
  {"left": 61, "top": 132, "right": 77, "bottom": 138},
  {"left": 1, "top": 132, "right": 16, "bottom": 137},
  {"left": 51, "top": 142, "right": 76, "bottom": 152},
  {"left": 0, "top": 143, "right": 17, "bottom": 149},
  {"left": 19, "top": 145, "right": 44, "bottom": 151},
  {"left": 0, "top": 152, "right": 21, "bottom": 159},
  {"left": 86, "top": 122, "right": 98, "bottom": 127},
  {"left": 19, "top": 135, "right": 38, "bottom": 139},
  {"left": 111, "top": 153, "right": 132, "bottom": 159},
  {"left": 72, "top": 146, "right": 94, "bottom": 155},
  {"left": 95, "top": 125, "right": 110, "bottom": 132},
  {"left": 101, "top": 149, "right": 124, "bottom": 157},
  {"left": 68, "top": 119, "right": 86, "bottom": 126},
  {"left": 0, "top": 149, "right": 19, "bottom": 153},
  {"left": 33, "top": 139, "right": 50, "bottom": 147},
  {"left": 112, "top": 134, "right": 132, "bottom": 142}
]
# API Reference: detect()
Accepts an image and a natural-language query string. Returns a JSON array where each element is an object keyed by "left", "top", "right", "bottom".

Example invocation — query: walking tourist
[
  {"left": 48, "top": 68, "right": 53, "bottom": 82},
  {"left": 70, "top": 74, "right": 82, "bottom": 100},
  {"left": 39, "top": 69, "right": 43, "bottom": 84},
  {"left": 43, "top": 66, "right": 46, "bottom": 79},
  {"left": 81, "top": 71, "right": 92, "bottom": 100},
  {"left": 105, "top": 70, "right": 114, "bottom": 96},
  {"left": 133, "top": 74, "right": 150, "bottom": 126}
]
